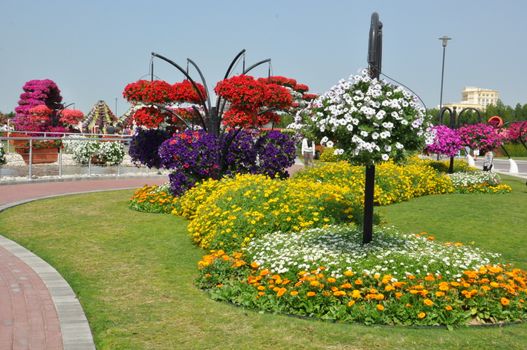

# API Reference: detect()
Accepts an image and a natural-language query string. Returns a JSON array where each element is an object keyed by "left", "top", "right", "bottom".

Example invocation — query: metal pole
[
  {"left": 28, "top": 138, "right": 33, "bottom": 179},
  {"left": 363, "top": 12, "right": 382, "bottom": 244},
  {"left": 59, "top": 146, "right": 63, "bottom": 177},
  {"left": 439, "top": 45, "right": 446, "bottom": 110},
  {"left": 438, "top": 36, "right": 451, "bottom": 111}
]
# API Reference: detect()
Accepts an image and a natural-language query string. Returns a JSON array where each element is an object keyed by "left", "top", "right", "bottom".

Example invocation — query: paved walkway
[{"left": 0, "top": 176, "right": 167, "bottom": 349}]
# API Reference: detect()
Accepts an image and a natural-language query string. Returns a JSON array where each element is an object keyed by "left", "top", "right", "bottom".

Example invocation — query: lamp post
[{"left": 438, "top": 36, "right": 451, "bottom": 111}]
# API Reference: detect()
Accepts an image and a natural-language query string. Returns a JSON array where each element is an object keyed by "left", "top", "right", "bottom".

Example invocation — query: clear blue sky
[{"left": 1, "top": 0, "right": 526, "bottom": 115}]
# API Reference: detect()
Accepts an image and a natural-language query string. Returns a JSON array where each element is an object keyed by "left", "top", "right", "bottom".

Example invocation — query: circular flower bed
[{"left": 197, "top": 226, "right": 527, "bottom": 327}]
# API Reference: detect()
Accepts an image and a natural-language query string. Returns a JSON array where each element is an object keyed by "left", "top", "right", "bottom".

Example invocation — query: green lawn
[{"left": 0, "top": 177, "right": 526, "bottom": 349}]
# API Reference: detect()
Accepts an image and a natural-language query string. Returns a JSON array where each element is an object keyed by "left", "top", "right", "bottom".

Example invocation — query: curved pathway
[{"left": 0, "top": 176, "right": 167, "bottom": 349}]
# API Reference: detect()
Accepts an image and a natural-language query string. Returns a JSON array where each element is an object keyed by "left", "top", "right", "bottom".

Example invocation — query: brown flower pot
[{"left": 15, "top": 147, "right": 59, "bottom": 165}]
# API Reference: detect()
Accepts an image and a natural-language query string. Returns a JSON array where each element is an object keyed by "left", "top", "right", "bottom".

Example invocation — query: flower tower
[{"left": 292, "top": 13, "right": 433, "bottom": 243}]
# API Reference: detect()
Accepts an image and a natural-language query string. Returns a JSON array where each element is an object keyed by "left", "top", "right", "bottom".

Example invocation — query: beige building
[
  {"left": 443, "top": 86, "right": 499, "bottom": 111},
  {"left": 461, "top": 87, "right": 499, "bottom": 109}
]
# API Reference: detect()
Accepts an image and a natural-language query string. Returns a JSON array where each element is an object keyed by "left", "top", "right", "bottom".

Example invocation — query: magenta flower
[
  {"left": 458, "top": 123, "right": 503, "bottom": 153},
  {"left": 425, "top": 125, "right": 463, "bottom": 157}
]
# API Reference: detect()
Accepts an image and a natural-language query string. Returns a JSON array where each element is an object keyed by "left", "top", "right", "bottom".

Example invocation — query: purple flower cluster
[
  {"left": 152, "top": 129, "right": 296, "bottom": 195},
  {"left": 158, "top": 130, "right": 221, "bottom": 195},
  {"left": 221, "top": 129, "right": 258, "bottom": 175},
  {"left": 128, "top": 128, "right": 171, "bottom": 168},
  {"left": 458, "top": 123, "right": 503, "bottom": 153},
  {"left": 425, "top": 125, "right": 463, "bottom": 157},
  {"left": 253, "top": 130, "right": 296, "bottom": 178},
  {"left": 14, "top": 79, "right": 63, "bottom": 132}
]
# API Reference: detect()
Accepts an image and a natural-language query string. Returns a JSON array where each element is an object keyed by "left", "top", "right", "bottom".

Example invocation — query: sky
[{"left": 1, "top": 0, "right": 526, "bottom": 115}]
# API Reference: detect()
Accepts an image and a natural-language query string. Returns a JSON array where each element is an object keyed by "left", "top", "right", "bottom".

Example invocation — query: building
[
  {"left": 461, "top": 87, "right": 499, "bottom": 109},
  {"left": 442, "top": 86, "right": 499, "bottom": 111}
]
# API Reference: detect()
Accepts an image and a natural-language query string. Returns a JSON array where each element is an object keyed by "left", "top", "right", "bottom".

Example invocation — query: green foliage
[
  {"left": 501, "top": 143, "right": 527, "bottom": 157},
  {"left": 0, "top": 143, "right": 6, "bottom": 165}
]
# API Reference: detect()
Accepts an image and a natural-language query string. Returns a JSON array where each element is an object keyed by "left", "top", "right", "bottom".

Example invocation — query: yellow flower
[
  {"left": 376, "top": 304, "right": 385, "bottom": 311},
  {"left": 445, "top": 305, "right": 453, "bottom": 311},
  {"left": 310, "top": 280, "right": 320, "bottom": 287},
  {"left": 347, "top": 300, "right": 355, "bottom": 307},
  {"left": 501, "top": 297, "right": 510, "bottom": 306},
  {"left": 327, "top": 277, "right": 336, "bottom": 283},
  {"left": 276, "top": 288, "right": 287, "bottom": 297},
  {"left": 351, "top": 290, "right": 361, "bottom": 299},
  {"left": 290, "top": 290, "right": 299, "bottom": 296},
  {"left": 417, "top": 312, "right": 426, "bottom": 319},
  {"left": 423, "top": 299, "right": 434, "bottom": 306},
  {"left": 344, "top": 270, "right": 354, "bottom": 277}
]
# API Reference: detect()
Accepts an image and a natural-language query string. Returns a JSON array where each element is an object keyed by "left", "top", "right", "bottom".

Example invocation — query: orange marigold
[{"left": 501, "top": 297, "right": 510, "bottom": 306}]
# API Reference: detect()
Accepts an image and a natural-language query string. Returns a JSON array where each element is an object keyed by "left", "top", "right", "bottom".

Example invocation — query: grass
[{"left": 0, "top": 178, "right": 526, "bottom": 349}]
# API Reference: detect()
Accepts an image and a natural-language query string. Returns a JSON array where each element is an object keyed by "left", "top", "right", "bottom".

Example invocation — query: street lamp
[{"left": 438, "top": 35, "right": 451, "bottom": 111}]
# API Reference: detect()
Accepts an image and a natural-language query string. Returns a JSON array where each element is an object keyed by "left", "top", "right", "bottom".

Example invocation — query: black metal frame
[{"left": 150, "top": 50, "right": 271, "bottom": 137}]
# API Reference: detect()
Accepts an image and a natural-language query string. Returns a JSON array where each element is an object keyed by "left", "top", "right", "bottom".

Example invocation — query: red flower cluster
[
  {"left": 133, "top": 106, "right": 168, "bottom": 128},
  {"left": 294, "top": 83, "right": 309, "bottom": 93},
  {"left": 215, "top": 75, "right": 292, "bottom": 128},
  {"left": 258, "top": 76, "right": 297, "bottom": 88},
  {"left": 60, "top": 109, "right": 84, "bottom": 126},
  {"left": 123, "top": 80, "right": 175, "bottom": 104},
  {"left": 123, "top": 80, "right": 207, "bottom": 105},
  {"left": 172, "top": 80, "right": 207, "bottom": 104},
  {"left": 222, "top": 108, "right": 280, "bottom": 128},
  {"left": 302, "top": 93, "right": 318, "bottom": 101},
  {"left": 215, "top": 75, "right": 266, "bottom": 108}
]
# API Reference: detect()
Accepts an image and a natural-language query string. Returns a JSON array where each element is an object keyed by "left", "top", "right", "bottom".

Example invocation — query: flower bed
[
  {"left": 129, "top": 184, "right": 175, "bottom": 213},
  {"left": 196, "top": 226, "right": 527, "bottom": 327},
  {"left": 176, "top": 174, "right": 357, "bottom": 251},
  {"left": 448, "top": 172, "right": 512, "bottom": 194}
]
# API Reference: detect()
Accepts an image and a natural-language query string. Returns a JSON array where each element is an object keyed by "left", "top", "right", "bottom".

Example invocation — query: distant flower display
[
  {"left": 506, "top": 121, "right": 527, "bottom": 143},
  {"left": 425, "top": 125, "right": 463, "bottom": 157},
  {"left": 458, "top": 123, "right": 503, "bottom": 153},
  {"left": 60, "top": 109, "right": 84, "bottom": 127},
  {"left": 14, "top": 79, "right": 64, "bottom": 132}
]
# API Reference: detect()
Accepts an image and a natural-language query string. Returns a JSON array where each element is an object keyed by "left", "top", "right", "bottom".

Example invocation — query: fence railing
[{"left": 0, "top": 134, "right": 162, "bottom": 181}]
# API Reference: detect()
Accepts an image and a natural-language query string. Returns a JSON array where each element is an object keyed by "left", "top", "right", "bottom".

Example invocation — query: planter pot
[{"left": 15, "top": 147, "right": 59, "bottom": 165}]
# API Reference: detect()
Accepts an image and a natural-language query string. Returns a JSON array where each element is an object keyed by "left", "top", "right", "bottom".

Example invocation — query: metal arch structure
[
  {"left": 457, "top": 107, "right": 482, "bottom": 127},
  {"left": 438, "top": 106, "right": 483, "bottom": 173},
  {"left": 150, "top": 50, "right": 272, "bottom": 137}
]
